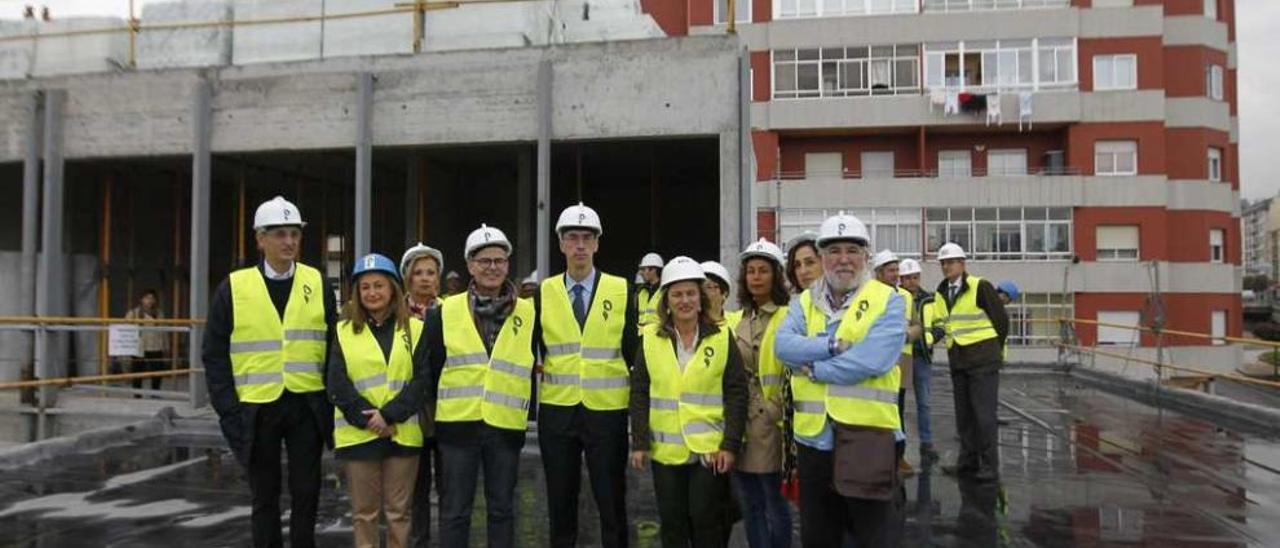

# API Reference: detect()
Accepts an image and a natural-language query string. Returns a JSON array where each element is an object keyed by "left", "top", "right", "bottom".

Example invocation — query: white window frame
[
  {"left": 772, "top": 45, "right": 922, "bottom": 100},
  {"left": 1210, "top": 228, "right": 1225, "bottom": 264},
  {"left": 715, "top": 0, "right": 752, "bottom": 24},
  {"left": 925, "top": 207, "right": 1071, "bottom": 261},
  {"left": 861, "top": 151, "right": 896, "bottom": 178},
  {"left": 987, "top": 149, "right": 1028, "bottom": 176},
  {"left": 805, "top": 152, "right": 844, "bottom": 179},
  {"left": 1096, "top": 225, "right": 1139, "bottom": 262},
  {"left": 938, "top": 150, "right": 972, "bottom": 178},
  {"left": 1207, "top": 147, "right": 1222, "bottom": 182},
  {"left": 1204, "top": 0, "right": 1217, "bottom": 20},
  {"left": 776, "top": 0, "right": 918, "bottom": 19},
  {"left": 1211, "top": 310, "right": 1226, "bottom": 345},
  {"left": 922, "top": 0, "right": 1070, "bottom": 12},
  {"left": 1097, "top": 311, "right": 1141, "bottom": 347},
  {"left": 924, "top": 37, "right": 1077, "bottom": 92},
  {"left": 1093, "top": 54, "right": 1137, "bottom": 91},
  {"left": 1207, "top": 65, "right": 1224, "bottom": 101},
  {"left": 1095, "top": 140, "right": 1137, "bottom": 176},
  {"left": 1006, "top": 292, "right": 1074, "bottom": 347}
]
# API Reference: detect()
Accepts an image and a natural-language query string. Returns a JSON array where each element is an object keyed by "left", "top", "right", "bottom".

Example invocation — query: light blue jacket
[{"left": 775, "top": 280, "right": 906, "bottom": 450}]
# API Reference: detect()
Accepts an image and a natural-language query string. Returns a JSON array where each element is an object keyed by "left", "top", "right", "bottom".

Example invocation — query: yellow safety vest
[
  {"left": 740, "top": 306, "right": 787, "bottom": 403},
  {"left": 333, "top": 318, "right": 425, "bottom": 449},
  {"left": 896, "top": 286, "right": 913, "bottom": 359},
  {"left": 228, "top": 264, "right": 327, "bottom": 403},
  {"left": 724, "top": 309, "right": 743, "bottom": 332},
  {"left": 539, "top": 274, "right": 630, "bottom": 410},
  {"left": 933, "top": 275, "right": 999, "bottom": 349},
  {"left": 643, "top": 324, "right": 731, "bottom": 465},
  {"left": 637, "top": 286, "right": 662, "bottom": 332},
  {"left": 437, "top": 293, "right": 535, "bottom": 431},
  {"left": 790, "top": 291, "right": 830, "bottom": 438},
  {"left": 830, "top": 281, "right": 900, "bottom": 430}
]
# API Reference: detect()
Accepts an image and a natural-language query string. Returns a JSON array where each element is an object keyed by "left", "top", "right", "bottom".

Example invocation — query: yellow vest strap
[
  {"left": 230, "top": 340, "right": 281, "bottom": 353},
  {"left": 683, "top": 420, "right": 723, "bottom": 435},
  {"left": 582, "top": 347, "right": 623, "bottom": 360},
  {"left": 484, "top": 391, "right": 530, "bottom": 411},
  {"left": 284, "top": 362, "right": 322, "bottom": 374},
  {"left": 794, "top": 400, "right": 825, "bottom": 414},
  {"left": 653, "top": 431, "right": 685, "bottom": 444},
  {"left": 544, "top": 373, "right": 579, "bottom": 385},
  {"left": 490, "top": 359, "right": 532, "bottom": 378},
  {"left": 352, "top": 373, "right": 387, "bottom": 392},
  {"left": 440, "top": 385, "right": 484, "bottom": 399}
]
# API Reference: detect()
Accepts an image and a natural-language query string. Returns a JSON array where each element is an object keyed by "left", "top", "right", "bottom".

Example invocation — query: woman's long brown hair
[{"left": 341, "top": 272, "right": 411, "bottom": 335}]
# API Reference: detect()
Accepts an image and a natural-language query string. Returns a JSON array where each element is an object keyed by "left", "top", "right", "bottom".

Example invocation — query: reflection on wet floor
[{"left": 1, "top": 372, "right": 1278, "bottom": 547}]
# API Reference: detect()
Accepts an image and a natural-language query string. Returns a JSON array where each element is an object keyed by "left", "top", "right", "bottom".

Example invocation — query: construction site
[{"left": 1, "top": 0, "right": 1278, "bottom": 546}]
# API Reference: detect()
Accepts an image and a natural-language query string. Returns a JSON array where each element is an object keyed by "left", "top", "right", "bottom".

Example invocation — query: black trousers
[
  {"left": 437, "top": 422, "right": 525, "bottom": 548},
  {"left": 409, "top": 437, "right": 442, "bottom": 548},
  {"left": 651, "top": 460, "right": 732, "bottom": 548},
  {"left": 538, "top": 405, "right": 629, "bottom": 548},
  {"left": 796, "top": 444, "right": 897, "bottom": 548},
  {"left": 131, "top": 350, "right": 165, "bottom": 391},
  {"left": 248, "top": 392, "right": 324, "bottom": 548},
  {"left": 950, "top": 362, "right": 1001, "bottom": 478}
]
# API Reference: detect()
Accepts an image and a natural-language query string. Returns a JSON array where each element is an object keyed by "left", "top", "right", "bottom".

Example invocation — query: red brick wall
[
  {"left": 1163, "top": 46, "right": 1228, "bottom": 98},
  {"left": 753, "top": 130, "right": 779, "bottom": 181},
  {"left": 1066, "top": 122, "right": 1166, "bottom": 176},
  {"left": 751, "top": 51, "right": 770, "bottom": 102},
  {"left": 1078, "top": 37, "right": 1165, "bottom": 92},
  {"left": 1164, "top": 128, "right": 1230, "bottom": 181},
  {"left": 640, "top": 0, "right": 689, "bottom": 36},
  {"left": 1074, "top": 207, "right": 1167, "bottom": 262}
]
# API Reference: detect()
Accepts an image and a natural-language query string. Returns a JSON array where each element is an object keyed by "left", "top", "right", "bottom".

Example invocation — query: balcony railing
[
  {"left": 776, "top": 166, "right": 1083, "bottom": 180},
  {"left": 921, "top": 0, "right": 1070, "bottom": 12}
]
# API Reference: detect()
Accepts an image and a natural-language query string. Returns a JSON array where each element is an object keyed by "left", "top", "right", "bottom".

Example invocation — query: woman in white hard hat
[
  {"left": 399, "top": 243, "right": 444, "bottom": 548},
  {"left": 401, "top": 244, "right": 444, "bottom": 317},
  {"left": 629, "top": 257, "right": 748, "bottom": 548},
  {"left": 785, "top": 232, "right": 822, "bottom": 294},
  {"left": 327, "top": 253, "right": 431, "bottom": 548},
  {"left": 700, "top": 260, "right": 739, "bottom": 329},
  {"left": 732, "top": 239, "right": 794, "bottom": 548}
]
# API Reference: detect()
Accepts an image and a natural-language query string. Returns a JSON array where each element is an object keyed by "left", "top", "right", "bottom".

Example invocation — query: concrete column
[
  {"left": 536, "top": 60, "right": 552, "bottom": 280},
  {"left": 19, "top": 91, "right": 41, "bottom": 391},
  {"left": 354, "top": 72, "right": 374, "bottom": 258},
  {"left": 36, "top": 89, "right": 65, "bottom": 417},
  {"left": 188, "top": 79, "right": 212, "bottom": 409},
  {"left": 516, "top": 147, "right": 534, "bottom": 279},
  {"left": 738, "top": 48, "right": 754, "bottom": 261}
]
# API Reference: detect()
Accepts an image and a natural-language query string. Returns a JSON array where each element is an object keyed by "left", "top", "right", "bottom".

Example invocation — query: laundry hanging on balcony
[
  {"left": 958, "top": 92, "right": 987, "bottom": 114},
  {"left": 1018, "top": 91, "right": 1034, "bottom": 131},
  {"left": 986, "top": 94, "right": 1002, "bottom": 126}
]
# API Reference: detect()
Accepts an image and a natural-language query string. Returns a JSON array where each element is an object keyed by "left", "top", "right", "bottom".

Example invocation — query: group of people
[{"left": 203, "top": 195, "right": 1010, "bottom": 548}]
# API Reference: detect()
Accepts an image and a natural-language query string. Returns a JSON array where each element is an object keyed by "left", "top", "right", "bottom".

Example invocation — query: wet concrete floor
[{"left": 1, "top": 371, "right": 1278, "bottom": 547}]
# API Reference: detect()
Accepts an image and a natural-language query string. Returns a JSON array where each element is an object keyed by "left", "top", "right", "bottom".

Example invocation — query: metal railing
[{"left": 775, "top": 166, "right": 1083, "bottom": 180}]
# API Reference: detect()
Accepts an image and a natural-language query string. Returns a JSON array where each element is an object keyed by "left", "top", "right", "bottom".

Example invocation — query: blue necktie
[{"left": 572, "top": 285, "right": 587, "bottom": 329}]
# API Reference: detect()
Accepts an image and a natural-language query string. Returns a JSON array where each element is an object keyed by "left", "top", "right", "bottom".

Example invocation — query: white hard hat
[
  {"left": 464, "top": 223, "right": 512, "bottom": 259},
  {"left": 785, "top": 231, "right": 819, "bottom": 253},
  {"left": 521, "top": 271, "right": 539, "bottom": 286},
  {"left": 816, "top": 212, "right": 870, "bottom": 249},
  {"left": 400, "top": 243, "right": 444, "bottom": 282},
  {"left": 660, "top": 256, "right": 705, "bottom": 289},
  {"left": 937, "top": 242, "right": 967, "bottom": 261},
  {"left": 740, "top": 237, "right": 785, "bottom": 267},
  {"left": 639, "top": 252, "right": 665, "bottom": 269},
  {"left": 253, "top": 196, "right": 306, "bottom": 230},
  {"left": 700, "top": 261, "right": 733, "bottom": 293},
  {"left": 899, "top": 258, "right": 922, "bottom": 276},
  {"left": 872, "top": 249, "right": 900, "bottom": 270},
  {"left": 556, "top": 202, "right": 603, "bottom": 236}
]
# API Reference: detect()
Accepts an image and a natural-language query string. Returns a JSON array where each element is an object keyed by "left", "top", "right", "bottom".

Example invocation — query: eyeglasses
[
  {"left": 472, "top": 257, "right": 509, "bottom": 269},
  {"left": 561, "top": 232, "right": 598, "bottom": 244}
]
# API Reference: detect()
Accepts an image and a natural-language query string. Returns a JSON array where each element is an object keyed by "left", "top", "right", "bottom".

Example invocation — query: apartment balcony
[
  {"left": 754, "top": 170, "right": 1237, "bottom": 213},
  {"left": 753, "top": 89, "right": 1168, "bottom": 131}
]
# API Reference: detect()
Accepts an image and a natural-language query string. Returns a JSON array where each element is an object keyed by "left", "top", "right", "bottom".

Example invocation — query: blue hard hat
[
  {"left": 997, "top": 280, "right": 1021, "bottom": 301},
  {"left": 352, "top": 253, "right": 401, "bottom": 284}
]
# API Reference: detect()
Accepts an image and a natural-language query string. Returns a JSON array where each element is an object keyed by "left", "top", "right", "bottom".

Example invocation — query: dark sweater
[
  {"left": 327, "top": 317, "right": 433, "bottom": 461},
  {"left": 628, "top": 322, "right": 749, "bottom": 455}
]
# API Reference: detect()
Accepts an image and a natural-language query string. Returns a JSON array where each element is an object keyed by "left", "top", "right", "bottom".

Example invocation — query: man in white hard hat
[
  {"left": 871, "top": 249, "right": 923, "bottom": 477},
  {"left": 519, "top": 271, "right": 540, "bottom": 299},
  {"left": 202, "top": 196, "right": 337, "bottom": 548},
  {"left": 532, "top": 203, "right": 639, "bottom": 548},
  {"left": 897, "top": 257, "right": 941, "bottom": 466},
  {"left": 636, "top": 252, "right": 665, "bottom": 330},
  {"left": 774, "top": 212, "right": 907, "bottom": 547},
  {"left": 932, "top": 242, "right": 1008, "bottom": 482},
  {"left": 424, "top": 223, "right": 534, "bottom": 548}
]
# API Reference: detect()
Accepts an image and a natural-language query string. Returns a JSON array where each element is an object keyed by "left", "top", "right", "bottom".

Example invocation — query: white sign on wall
[{"left": 108, "top": 324, "right": 143, "bottom": 358}]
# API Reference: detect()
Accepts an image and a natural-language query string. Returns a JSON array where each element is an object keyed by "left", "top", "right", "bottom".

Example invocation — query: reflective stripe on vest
[
  {"left": 538, "top": 274, "right": 630, "bottom": 410},
  {"left": 332, "top": 318, "right": 424, "bottom": 449},
  {"left": 437, "top": 293, "right": 535, "bottom": 431},
  {"left": 228, "top": 264, "right": 327, "bottom": 403},
  {"left": 791, "top": 291, "right": 830, "bottom": 438},
  {"left": 643, "top": 325, "right": 731, "bottom": 465},
  {"left": 935, "top": 275, "right": 999, "bottom": 349},
  {"left": 830, "top": 280, "right": 901, "bottom": 430}
]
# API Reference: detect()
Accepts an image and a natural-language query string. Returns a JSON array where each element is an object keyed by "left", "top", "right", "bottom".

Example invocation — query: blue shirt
[
  {"left": 775, "top": 281, "right": 906, "bottom": 450},
  {"left": 564, "top": 268, "right": 597, "bottom": 306}
]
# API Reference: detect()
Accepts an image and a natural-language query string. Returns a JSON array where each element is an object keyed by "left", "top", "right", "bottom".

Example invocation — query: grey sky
[{"left": 6, "top": 0, "right": 1278, "bottom": 199}]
